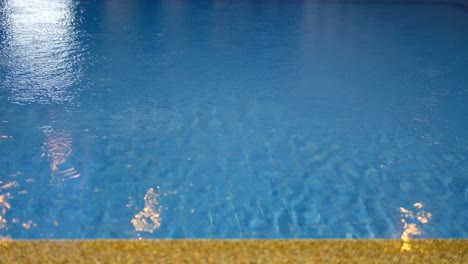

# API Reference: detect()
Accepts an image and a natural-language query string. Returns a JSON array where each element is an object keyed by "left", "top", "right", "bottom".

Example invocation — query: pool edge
[{"left": 1, "top": 239, "right": 467, "bottom": 263}]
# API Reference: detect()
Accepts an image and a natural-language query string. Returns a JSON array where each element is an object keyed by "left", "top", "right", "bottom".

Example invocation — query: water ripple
[{"left": 0, "top": 0, "right": 85, "bottom": 105}]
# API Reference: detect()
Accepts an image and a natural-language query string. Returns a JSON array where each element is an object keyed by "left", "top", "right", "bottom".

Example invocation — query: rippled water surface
[{"left": 1, "top": 0, "right": 468, "bottom": 239}]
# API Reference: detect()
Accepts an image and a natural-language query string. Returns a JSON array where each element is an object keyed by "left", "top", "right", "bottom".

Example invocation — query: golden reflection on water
[
  {"left": 400, "top": 202, "right": 432, "bottom": 251},
  {"left": 0, "top": 176, "right": 37, "bottom": 234},
  {"left": 131, "top": 188, "right": 161, "bottom": 234},
  {"left": 41, "top": 126, "right": 80, "bottom": 185},
  {"left": 0, "top": 193, "right": 11, "bottom": 230},
  {"left": 0, "top": 182, "right": 18, "bottom": 190}
]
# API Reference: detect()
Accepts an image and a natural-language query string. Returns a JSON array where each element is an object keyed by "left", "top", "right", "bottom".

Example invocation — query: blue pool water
[{"left": 0, "top": 0, "right": 467, "bottom": 239}]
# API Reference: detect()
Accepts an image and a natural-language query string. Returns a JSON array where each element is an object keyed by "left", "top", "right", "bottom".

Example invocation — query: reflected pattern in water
[{"left": 1, "top": 0, "right": 83, "bottom": 104}]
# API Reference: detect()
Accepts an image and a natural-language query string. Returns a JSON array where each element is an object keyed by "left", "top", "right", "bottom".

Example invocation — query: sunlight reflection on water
[{"left": 1, "top": 0, "right": 83, "bottom": 104}]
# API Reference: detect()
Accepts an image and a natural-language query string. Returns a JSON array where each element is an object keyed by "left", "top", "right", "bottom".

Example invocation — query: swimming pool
[{"left": 0, "top": 0, "right": 467, "bottom": 240}]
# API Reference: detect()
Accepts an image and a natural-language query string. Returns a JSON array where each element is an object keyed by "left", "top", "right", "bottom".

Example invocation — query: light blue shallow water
[{"left": 0, "top": 0, "right": 467, "bottom": 239}]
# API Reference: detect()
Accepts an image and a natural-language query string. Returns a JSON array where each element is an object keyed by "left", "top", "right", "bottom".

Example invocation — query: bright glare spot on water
[{"left": 1, "top": 0, "right": 83, "bottom": 104}]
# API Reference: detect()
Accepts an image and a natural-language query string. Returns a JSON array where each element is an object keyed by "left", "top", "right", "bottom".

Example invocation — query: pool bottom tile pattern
[{"left": 0, "top": 239, "right": 466, "bottom": 263}]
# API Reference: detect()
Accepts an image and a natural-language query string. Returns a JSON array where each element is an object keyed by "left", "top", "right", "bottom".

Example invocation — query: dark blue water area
[{"left": 0, "top": 0, "right": 467, "bottom": 239}]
